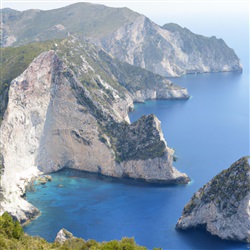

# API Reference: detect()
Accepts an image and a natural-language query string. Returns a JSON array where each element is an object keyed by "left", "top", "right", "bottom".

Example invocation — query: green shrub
[
  {"left": 0, "top": 212, "right": 24, "bottom": 239},
  {"left": 0, "top": 213, "right": 151, "bottom": 249}
]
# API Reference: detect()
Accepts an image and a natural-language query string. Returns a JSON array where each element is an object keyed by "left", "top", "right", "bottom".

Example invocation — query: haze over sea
[{"left": 20, "top": 1, "right": 249, "bottom": 249}]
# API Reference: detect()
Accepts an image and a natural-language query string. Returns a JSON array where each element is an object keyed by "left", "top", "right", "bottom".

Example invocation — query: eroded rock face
[
  {"left": 0, "top": 51, "right": 56, "bottom": 222},
  {"left": 176, "top": 157, "right": 250, "bottom": 243},
  {"left": 0, "top": 39, "right": 190, "bottom": 222},
  {"left": 97, "top": 16, "right": 242, "bottom": 77}
]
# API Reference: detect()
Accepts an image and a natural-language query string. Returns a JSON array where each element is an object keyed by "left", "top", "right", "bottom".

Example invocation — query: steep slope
[
  {"left": 1, "top": 3, "right": 139, "bottom": 47},
  {"left": 1, "top": 3, "right": 242, "bottom": 77},
  {"left": 0, "top": 38, "right": 190, "bottom": 222},
  {"left": 162, "top": 23, "right": 242, "bottom": 74},
  {"left": 0, "top": 41, "right": 56, "bottom": 121},
  {"left": 176, "top": 156, "right": 250, "bottom": 243},
  {"left": 0, "top": 38, "right": 189, "bottom": 123},
  {"left": 97, "top": 17, "right": 242, "bottom": 77}
]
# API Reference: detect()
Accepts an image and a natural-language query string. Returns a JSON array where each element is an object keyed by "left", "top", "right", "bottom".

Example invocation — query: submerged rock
[
  {"left": 37, "top": 175, "right": 52, "bottom": 185},
  {"left": 176, "top": 156, "right": 250, "bottom": 243}
]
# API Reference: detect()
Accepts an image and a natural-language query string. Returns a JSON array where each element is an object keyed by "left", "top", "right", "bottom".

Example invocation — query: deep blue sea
[{"left": 24, "top": 57, "right": 249, "bottom": 248}]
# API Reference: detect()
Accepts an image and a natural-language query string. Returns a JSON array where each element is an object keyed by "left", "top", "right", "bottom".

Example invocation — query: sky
[{"left": 1, "top": 0, "right": 249, "bottom": 65}]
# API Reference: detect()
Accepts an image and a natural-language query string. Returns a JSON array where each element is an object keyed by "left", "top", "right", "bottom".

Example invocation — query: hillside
[
  {"left": 0, "top": 41, "right": 57, "bottom": 120},
  {"left": 176, "top": 157, "right": 250, "bottom": 243},
  {"left": 1, "top": 3, "right": 242, "bottom": 77},
  {"left": 1, "top": 3, "right": 139, "bottom": 47}
]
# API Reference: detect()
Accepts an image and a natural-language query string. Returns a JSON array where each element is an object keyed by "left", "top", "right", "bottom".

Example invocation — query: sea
[{"left": 24, "top": 48, "right": 249, "bottom": 249}]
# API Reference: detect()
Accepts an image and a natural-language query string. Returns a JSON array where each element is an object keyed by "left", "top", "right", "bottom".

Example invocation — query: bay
[{"left": 24, "top": 67, "right": 249, "bottom": 249}]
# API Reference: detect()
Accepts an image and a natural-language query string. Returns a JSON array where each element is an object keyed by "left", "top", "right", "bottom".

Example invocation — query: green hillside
[
  {"left": 0, "top": 40, "right": 56, "bottom": 120},
  {"left": 2, "top": 3, "right": 139, "bottom": 46}
]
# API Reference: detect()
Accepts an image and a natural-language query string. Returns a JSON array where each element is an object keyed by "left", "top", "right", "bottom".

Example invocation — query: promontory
[{"left": 176, "top": 156, "right": 250, "bottom": 243}]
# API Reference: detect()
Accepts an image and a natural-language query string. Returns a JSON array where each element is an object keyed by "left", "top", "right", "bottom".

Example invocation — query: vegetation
[
  {"left": 54, "top": 38, "right": 168, "bottom": 162},
  {"left": 0, "top": 212, "right": 160, "bottom": 250},
  {"left": 2, "top": 3, "right": 139, "bottom": 47},
  {"left": 183, "top": 157, "right": 250, "bottom": 216},
  {"left": 96, "top": 115, "right": 166, "bottom": 163},
  {"left": 0, "top": 37, "right": 169, "bottom": 165},
  {"left": 114, "top": 115, "right": 166, "bottom": 161},
  {"left": 0, "top": 40, "right": 56, "bottom": 86},
  {"left": 0, "top": 40, "right": 56, "bottom": 120}
]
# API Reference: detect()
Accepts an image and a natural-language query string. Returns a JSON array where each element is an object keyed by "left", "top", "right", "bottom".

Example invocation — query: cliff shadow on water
[{"left": 45, "top": 168, "right": 186, "bottom": 188}]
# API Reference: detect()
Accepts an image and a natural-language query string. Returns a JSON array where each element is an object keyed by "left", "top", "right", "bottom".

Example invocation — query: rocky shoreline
[{"left": 176, "top": 157, "right": 250, "bottom": 243}]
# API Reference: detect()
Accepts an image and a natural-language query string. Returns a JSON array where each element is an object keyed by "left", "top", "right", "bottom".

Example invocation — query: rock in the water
[
  {"left": 55, "top": 228, "right": 75, "bottom": 243},
  {"left": 176, "top": 156, "right": 250, "bottom": 243},
  {"left": 37, "top": 175, "right": 52, "bottom": 185}
]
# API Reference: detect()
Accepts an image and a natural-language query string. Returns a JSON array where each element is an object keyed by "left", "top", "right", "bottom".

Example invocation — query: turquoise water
[{"left": 24, "top": 67, "right": 249, "bottom": 249}]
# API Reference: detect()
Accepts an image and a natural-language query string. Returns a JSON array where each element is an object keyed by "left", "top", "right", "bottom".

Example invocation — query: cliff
[
  {"left": 0, "top": 38, "right": 189, "bottom": 123},
  {"left": 1, "top": 3, "right": 242, "bottom": 77},
  {"left": 0, "top": 41, "right": 55, "bottom": 120},
  {"left": 97, "top": 17, "right": 242, "bottom": 77},
  {"left": 0, "top": 38, "right": 190, "bottom": 222},
  {"left": 176, "top": 156, "right": 250, "bottom": 243}
]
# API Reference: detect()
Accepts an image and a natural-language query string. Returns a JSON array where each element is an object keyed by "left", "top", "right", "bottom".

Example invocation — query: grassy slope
[
  {"left": 2, "top": 3, "right": 139, "bottom": 46},
  {"left": 0, "top": 40, "right": 57, "bottom": 120}
]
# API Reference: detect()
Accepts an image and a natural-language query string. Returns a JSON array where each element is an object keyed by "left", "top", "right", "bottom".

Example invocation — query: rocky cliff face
[
  {"left": 1, "top": 3, "right": 242, "bottom": 77},
  {"left": 176, "top": 156, "right": 250, "bottom": 243},
  {"left": 0, "top": 38, "right": 190, "bottom": 222},
  {"left": 97, "top": 16, "right": 242, "bottom": 77},
  {"left": 0, "top": 51, "right": 55, "bottom": 222}
]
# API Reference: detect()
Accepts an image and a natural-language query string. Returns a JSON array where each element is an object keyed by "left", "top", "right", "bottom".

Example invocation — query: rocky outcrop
[
  {"left": 0, "top": 38, "right": 190, "bottom": 222},
  {"left": 176, "top": 156, "right": 250, "bottom": 243},
  {"left": 55, "top": 229, "right": 75, "bottom": 243},
  {"left": 98, "top": 17, "right": 242, "bottom": 77}
]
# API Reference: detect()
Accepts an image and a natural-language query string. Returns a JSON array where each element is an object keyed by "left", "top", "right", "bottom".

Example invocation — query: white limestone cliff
[
  {"left": 0, "top": 47, "right": 190, "bottom": 222},
  {"left": 97, "top": 16, "right": 242, "bottom": 77},
  {"left": 176, "top": 157, "right": 250, "bottom": 243}
]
